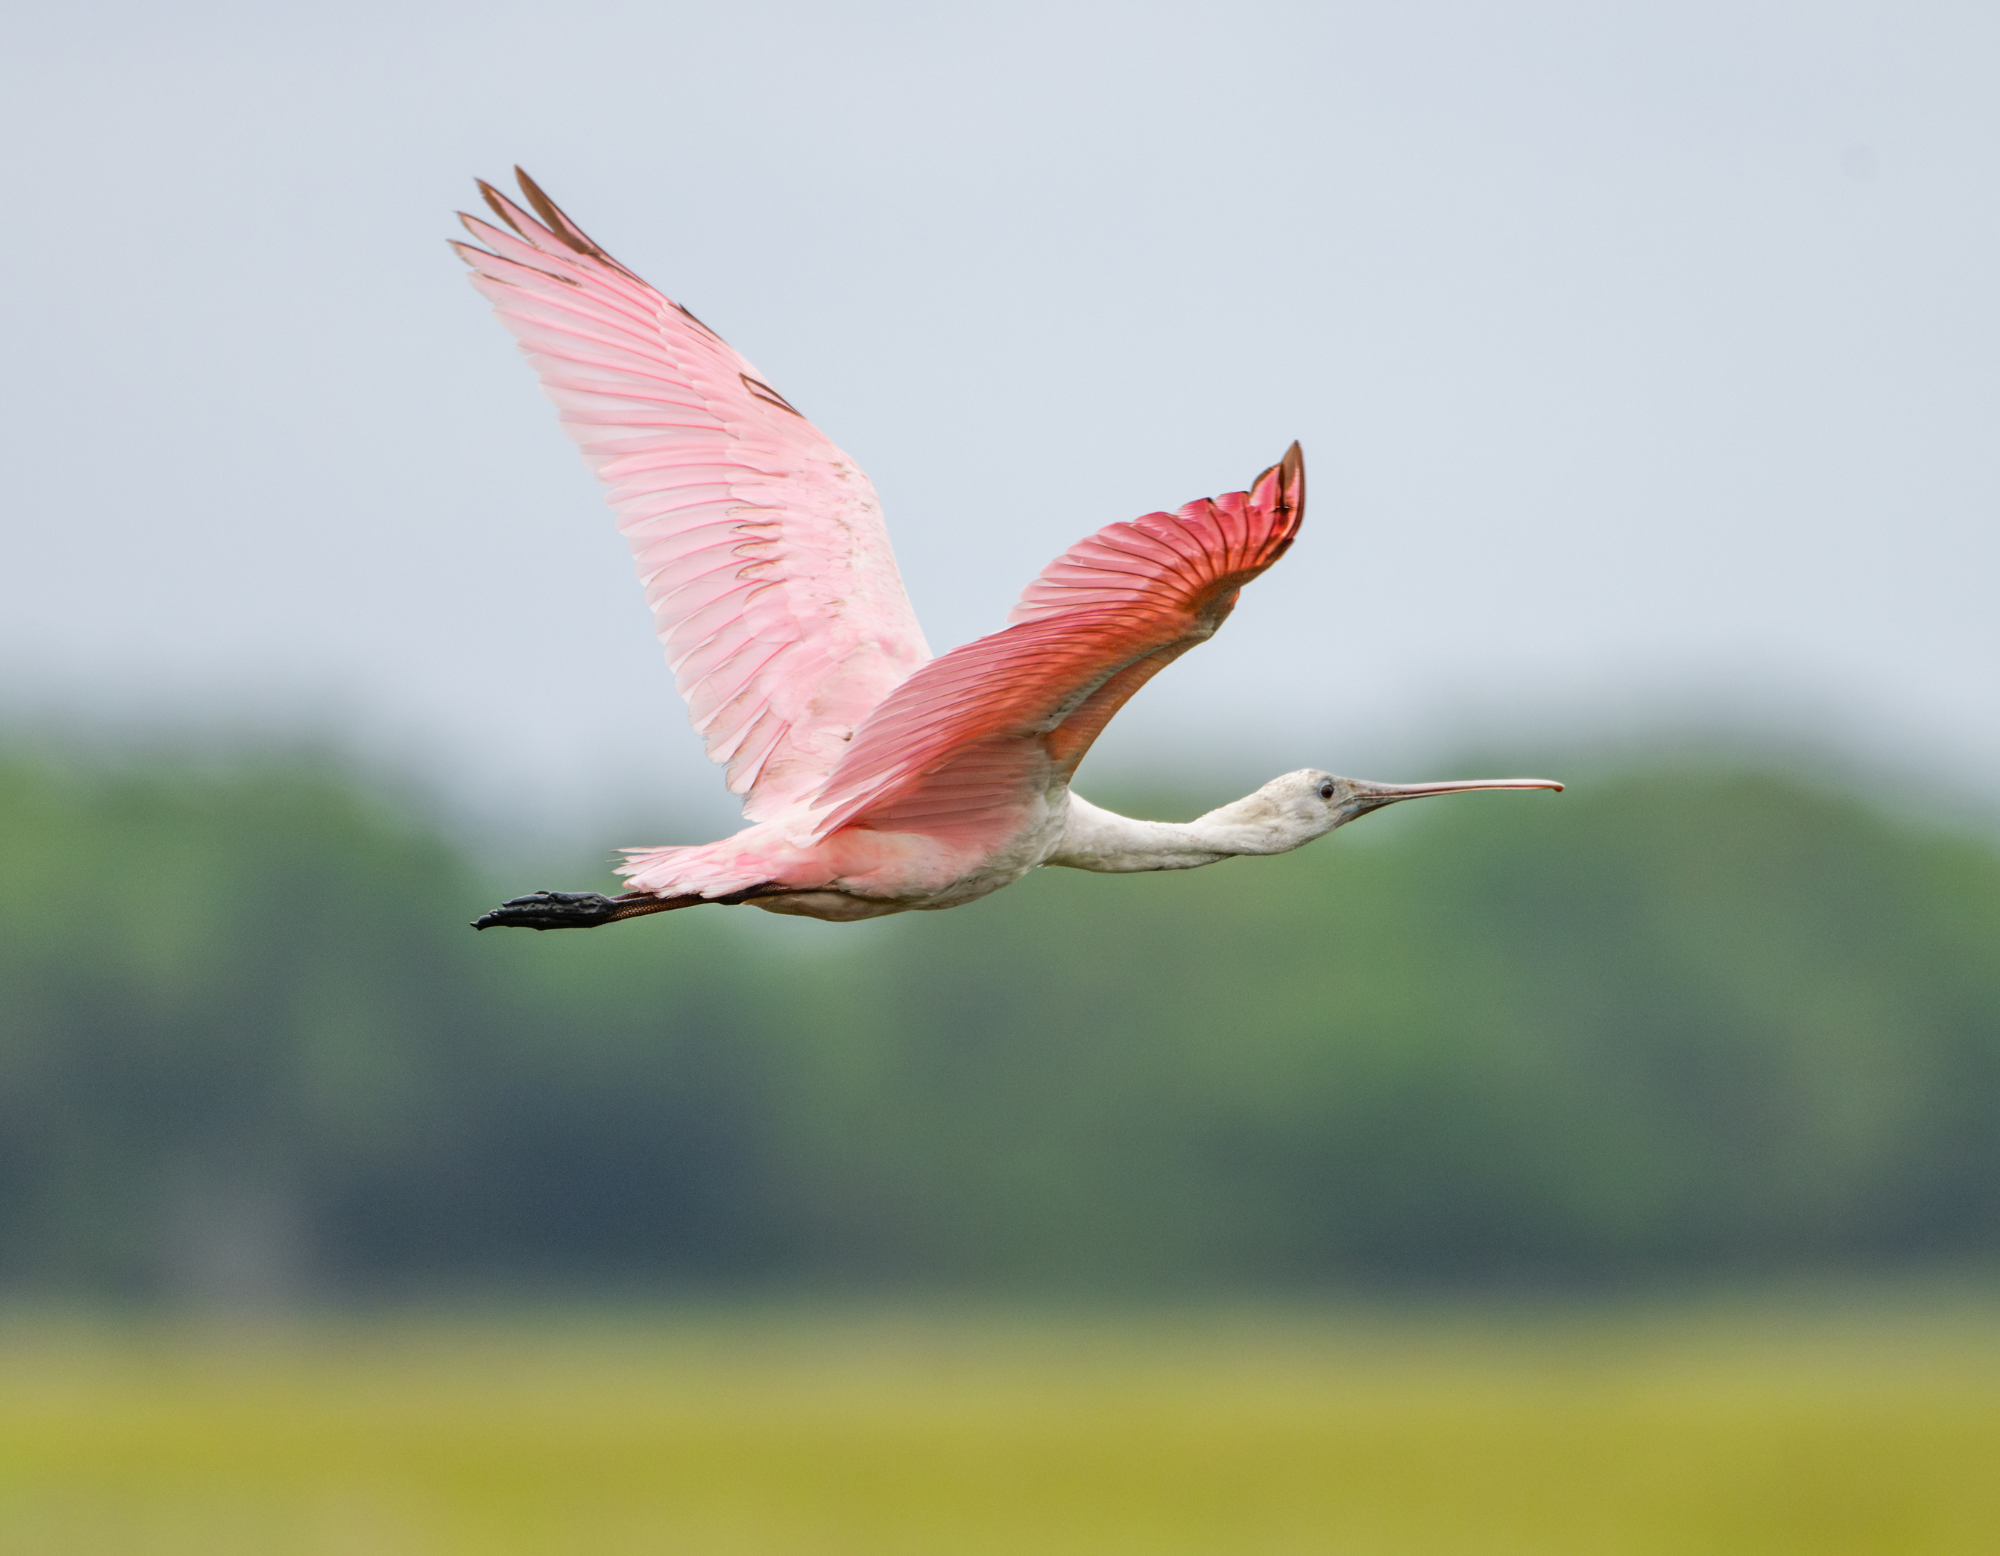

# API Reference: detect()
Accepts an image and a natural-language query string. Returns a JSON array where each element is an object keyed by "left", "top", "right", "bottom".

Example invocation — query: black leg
[
  {"left": 472, "top": 890, "right": 622, "bottom": 930},
  {"left": 473, "top": 886, "right": 769, "bottom": 931}
]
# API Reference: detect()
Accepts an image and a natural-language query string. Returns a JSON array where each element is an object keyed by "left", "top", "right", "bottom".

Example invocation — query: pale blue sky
[{"left": 3, "top": 1, "right": 1995, "bottom": 832}]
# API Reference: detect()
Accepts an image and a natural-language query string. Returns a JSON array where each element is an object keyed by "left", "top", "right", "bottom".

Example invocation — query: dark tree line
[{"left": 3, "top": 740, "right": 1997, "bottom": 1299}]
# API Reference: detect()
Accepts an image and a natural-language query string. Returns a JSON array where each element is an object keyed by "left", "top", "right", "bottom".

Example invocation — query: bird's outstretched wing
[
  {"left": 801, "top": 445, "right": 1304, "bottom": 844},
  {"left": 453, "top": 171, "right": 932, "bottom": 820}
]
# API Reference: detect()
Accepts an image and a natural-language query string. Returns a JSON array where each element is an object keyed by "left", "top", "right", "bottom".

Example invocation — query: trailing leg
[{"left": 471, "top": 889, "right": 702, "bottom": 930}]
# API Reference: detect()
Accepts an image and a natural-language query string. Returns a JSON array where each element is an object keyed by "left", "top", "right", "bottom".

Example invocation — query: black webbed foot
[{"left": 473, "top": 890, "right": 617, "bottom": 931}]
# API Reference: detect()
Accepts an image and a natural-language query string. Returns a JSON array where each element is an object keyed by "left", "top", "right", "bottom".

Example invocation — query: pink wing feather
[
  {"left": 452, "top": 171, "right": 931, "bottom": 820},
  {"left": 801, "top": 446, "right": 1305, "bottom": 844}
]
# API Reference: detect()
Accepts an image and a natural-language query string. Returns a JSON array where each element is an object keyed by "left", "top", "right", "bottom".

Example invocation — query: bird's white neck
[{"left": 1047, "top": 790, "right": 1324, "bottom": 874}]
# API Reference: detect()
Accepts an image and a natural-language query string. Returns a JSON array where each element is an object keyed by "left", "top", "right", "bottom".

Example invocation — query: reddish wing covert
[{"left": 803, "top": 445, "right": 1304, "bottom": 842}]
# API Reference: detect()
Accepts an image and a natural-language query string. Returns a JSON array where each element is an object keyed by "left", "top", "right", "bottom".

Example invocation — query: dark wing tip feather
[
  {"left": 515, "top": 167, "right": 603, "bottom": 258},
  {"left": 454, "top": 211, "right": 501, "bottom": 247},
  {"left": 476, "top": 180, "right": 525, "bottom": 237},
  {"left": 741, "top": 372, "right": 807, "bottom": 419},
  {"left": 511, "top": 167, "right": 652, "bottom": 285},
  {"left": 1269, "top": 441, "right": 1305, "bottom": 524}
]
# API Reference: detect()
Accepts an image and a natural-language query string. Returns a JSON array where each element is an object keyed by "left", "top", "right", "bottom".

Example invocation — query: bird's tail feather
[{"left": 615, "top": 837, "right": 778, "bottom": 898}]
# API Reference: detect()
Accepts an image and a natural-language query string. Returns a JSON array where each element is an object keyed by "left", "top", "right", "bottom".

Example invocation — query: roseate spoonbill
[{"left": 456, "top": 171, "right": 1560, "bottom": 930}]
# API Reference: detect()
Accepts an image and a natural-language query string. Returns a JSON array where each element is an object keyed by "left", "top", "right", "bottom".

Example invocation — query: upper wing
[
  {"left": 452, "top": 171, "right": 932, "bottom": 821},
  {"left": 800, "top": 445, "right": 1305, "bottom": 843}
]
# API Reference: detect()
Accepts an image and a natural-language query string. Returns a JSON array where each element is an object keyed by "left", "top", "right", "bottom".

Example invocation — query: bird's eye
[{"left": 1318, "top": 781, "right": 1336, "bottom": 801}]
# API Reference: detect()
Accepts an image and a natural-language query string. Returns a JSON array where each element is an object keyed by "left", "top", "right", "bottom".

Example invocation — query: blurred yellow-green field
[{"left": 2, "top": 1300, "right": 1997, "bottom": 1555}]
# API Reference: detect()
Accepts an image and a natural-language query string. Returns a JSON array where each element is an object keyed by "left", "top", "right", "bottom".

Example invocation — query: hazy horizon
[{"left": 4, "top": 0, "right": 1994, "bottom": 833}]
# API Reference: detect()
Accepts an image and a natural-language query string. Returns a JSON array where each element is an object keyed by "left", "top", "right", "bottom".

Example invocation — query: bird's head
[{"left": 1205, "top": 769, "right": 1564, "bottom": 854}]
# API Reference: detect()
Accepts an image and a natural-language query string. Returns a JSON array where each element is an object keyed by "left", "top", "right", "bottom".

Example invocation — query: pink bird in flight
[{"left": 457, "top": 171, "right": 1560, "bottom": 930}]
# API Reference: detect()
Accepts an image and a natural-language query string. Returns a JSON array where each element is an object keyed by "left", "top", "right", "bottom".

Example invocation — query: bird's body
[{"left": 455, "top": 172, "right": 1558, "bottom": 930}]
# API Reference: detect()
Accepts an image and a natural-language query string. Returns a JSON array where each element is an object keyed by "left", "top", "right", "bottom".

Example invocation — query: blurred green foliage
[{"left": 2, "top": 741, "right": 1998, "bottom": 1296}]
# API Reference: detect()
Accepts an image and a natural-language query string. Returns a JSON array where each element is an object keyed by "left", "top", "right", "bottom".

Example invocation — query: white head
[{"left": 1198, "top": 768, "right": 1564, "bottom": 855}]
